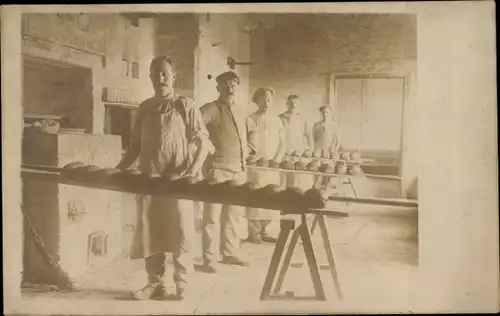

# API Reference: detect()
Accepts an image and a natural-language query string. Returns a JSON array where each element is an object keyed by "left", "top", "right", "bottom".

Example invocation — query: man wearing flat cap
[
  {"left": 245, "top": 87, "right": 286, "bottom": 243},
  {"left": 198, "top": 71, "right": 249, "bottom": 273}
]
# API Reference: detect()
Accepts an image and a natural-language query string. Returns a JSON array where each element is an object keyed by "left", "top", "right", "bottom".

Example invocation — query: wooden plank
[
  {"left": 24, "top": 114, "right": 65, "bottom": 120},
  {"left": 329, "top": 195, "right": 418, "bottom": 208},
  {"left": 104, "top": 102, "right": 140, "bottom": 111},
  {"left": 21, "top": 164, "right": 416, "bottom": 209}
]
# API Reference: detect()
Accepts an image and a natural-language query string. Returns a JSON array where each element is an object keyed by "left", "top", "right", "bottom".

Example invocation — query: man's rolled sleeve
[{"left": 188, "top": 106, "right": 215, "bottom": 155}]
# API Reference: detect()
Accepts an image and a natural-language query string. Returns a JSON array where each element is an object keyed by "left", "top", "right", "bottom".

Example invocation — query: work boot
[
  {"left": 131, "top": 281, "right": 168, "bottom": 300},
  {"left": 195, "top": 262, "right": 218, "bottom": 274},
  {"left": 246, "top": 235, "right": 264, "bottom": 244},
  {"left": 174, "top": 282, "right": 191, "bottom": 300},
  {"left": 221, "top": 256, "right": 249, "bottom": 267},
  {"left": 261, "top": 234, "right": 277, "bottom": 243}
]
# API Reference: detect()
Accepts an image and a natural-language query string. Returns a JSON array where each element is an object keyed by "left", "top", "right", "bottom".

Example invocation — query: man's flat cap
[{"left": 216, "top": 71, "right": 240, "bottom": 84}]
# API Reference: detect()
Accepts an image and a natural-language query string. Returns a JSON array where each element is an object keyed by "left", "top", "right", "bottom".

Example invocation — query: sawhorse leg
[
  {"left": 317, "top": 214, "right": 343, "bottom": 300},
  {"left": 261, "top": 212, "right": 343, "bottom": 301},
  {"left": 260, "top": 219, "right": 293, "bottom": 300},
  {"left": 281, "top": 213, "right": 343, "bottom": 300},
  {"left": 261, "top": 214, "right": 326, "bottom": 301}
]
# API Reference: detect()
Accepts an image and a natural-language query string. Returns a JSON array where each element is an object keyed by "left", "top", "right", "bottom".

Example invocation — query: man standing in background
[
  {"left": 198, "top": 71, "right": 249, "bottom": 274},
  {"left": 313, "top": 105, "right": 341, "bottom": 156},
  {"left": 278, "top": 95, "right": 314, "bottom": 188},
  {"left": 246, "top": 87, "right": 286, "bottom": 244}
]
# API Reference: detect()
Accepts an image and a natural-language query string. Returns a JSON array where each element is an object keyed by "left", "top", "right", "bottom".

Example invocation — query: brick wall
[{"left": 250, "top": 13, "right": 417, "bottom": 118}]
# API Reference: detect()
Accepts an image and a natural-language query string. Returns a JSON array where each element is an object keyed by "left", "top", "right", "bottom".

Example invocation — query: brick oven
[
  {"left": 21, "top": 56, "right": 124, "bottom": 286},
  {"left": 22, "top": 132, "right": 123, "bottom": 286}
]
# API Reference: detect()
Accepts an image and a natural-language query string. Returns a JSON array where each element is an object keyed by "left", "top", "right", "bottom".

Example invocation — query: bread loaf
[
  {"left": 269, "top": 159, "right": 281, "bottom": 169},
  {"left": 306, "top": 160, "right": 320, "bottom": 172},
  {"left": 246, "top": 155, "right": 258, "bottom": 166},
  {"left": 318, "top": 163, "right": 329, "bottom": 173},
  {"left": 257, "top": 158, "right": 269, "bottom": 167},
  {"left": 281, "top": 159, "right": 295, "bottom": 170},
  {"left": 281, "top": 187, "right": 305, "bottom": 209},
  {"left": 87, "top": 167, "right": 121, "bottom": 183},
  {"left": 304, "top": 188, "right": 327, "bottom": 208},
  {"left": 335, "top": 162, "right": 348, "bottom": 174},
  {"left": 294, "top": 161, "right": 307, "bottom": 171},
  {"left": 325, "top": 163, "right": 336, "bottom": 174},
  {"left": 256, "top": 184, "right": 283, "bottom": 209},
  {"left": 340, "top": 152, "right": 351, "bottom": 160}
]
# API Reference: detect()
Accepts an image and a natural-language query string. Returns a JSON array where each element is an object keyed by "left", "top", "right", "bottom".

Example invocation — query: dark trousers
[
  {"left": 248, "top": 219, "right": 272, "bottom": 239},
  {"left": 145, "top": 252, "right": 189, "bottom": 285}
]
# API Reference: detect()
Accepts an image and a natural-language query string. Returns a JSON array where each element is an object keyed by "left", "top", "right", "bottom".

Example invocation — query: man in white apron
[
  {"left": 199, "top": 71, "right": 249, "bottom": 274},
  {"left": 313, "top": 105, "right": 341, "bottom": 156},
  {"left": 278, "top": 95, "right": 314, "bottom": 190},
  {"left": 116, "top": 56, "right": 213, "bottom": 301},
  {"left": 246, "top": 88, "right": 286, "bottom": 243},
  {"left": 312, "top": 105, "right": 342, "bottom": 191}
]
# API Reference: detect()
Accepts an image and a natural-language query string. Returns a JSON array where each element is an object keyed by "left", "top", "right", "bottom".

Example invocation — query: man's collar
[
  {"left": 284, "top": 111, "right": 300, "bottom": 117},
  {"left": 154, "top": 92, "right": 176, "bottom": 102},
  {"left": 217, "top": 97, "right": 235, "bottom": 108}
]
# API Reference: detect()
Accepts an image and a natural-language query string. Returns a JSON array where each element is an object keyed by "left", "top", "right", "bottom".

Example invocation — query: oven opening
[
  {"left": 104, "top": 105, "right": 138, "bottom": 151},
  {"left": 87, "top": 231, "right": 109, "bottom": 265},
  {"left": 22, "top": 57, "right": 93, "bottom": 133}
]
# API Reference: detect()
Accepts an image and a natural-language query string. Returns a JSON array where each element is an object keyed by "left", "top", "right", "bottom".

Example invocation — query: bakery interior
[{"left": 20, "top": 12, "right": 418, "bottom": 311}]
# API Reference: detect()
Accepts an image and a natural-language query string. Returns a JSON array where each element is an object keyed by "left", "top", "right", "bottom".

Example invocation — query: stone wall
[{"left": 21, "top": 13, "right": 156, "bottom": 133}]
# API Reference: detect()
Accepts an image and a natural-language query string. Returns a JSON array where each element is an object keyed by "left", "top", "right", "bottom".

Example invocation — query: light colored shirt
[
  {"left": 200, "top": 99, "right": 248, "bottom": 173},
  {"left": 313, "top": 120, "right": 340, "bottom": 152},
  {"left": 130, "top": 94, "right": 213, "bottom": 176},
  {"left": 246, "top": 112, "right": 285, "bottom": 160},
  {"left": 279, "top": 111, "right": 310, "bottom": 153}
]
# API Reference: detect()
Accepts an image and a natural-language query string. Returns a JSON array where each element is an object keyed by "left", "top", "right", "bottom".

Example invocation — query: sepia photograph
[{"left": 2, "top": 2, "right": 498, "bottom": 315}]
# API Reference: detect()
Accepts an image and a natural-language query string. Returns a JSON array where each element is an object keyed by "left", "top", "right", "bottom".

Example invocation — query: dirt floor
[{"left": 19, "top": 203, "right": 418, "bottom": 315}]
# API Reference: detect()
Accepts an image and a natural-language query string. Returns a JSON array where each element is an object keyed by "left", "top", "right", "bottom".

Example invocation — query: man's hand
[
  {"left": 179, "top": 166, "right": 198, "bottom": 178},
  {"left": 116, "top": 163, "right": 127, "bottom": 171}
]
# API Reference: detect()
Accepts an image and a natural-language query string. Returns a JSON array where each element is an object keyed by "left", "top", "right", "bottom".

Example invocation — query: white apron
[
  {"left": 246, "top": 112, "right": 284, "bottom": 221},
  {"left": 129, "top": 95, "right": 211, "bottom": 259}
]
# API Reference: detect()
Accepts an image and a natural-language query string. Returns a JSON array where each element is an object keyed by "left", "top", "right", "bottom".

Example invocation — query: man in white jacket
[{"left": 246, "top": 87, "right": 286, "bottom": 243}]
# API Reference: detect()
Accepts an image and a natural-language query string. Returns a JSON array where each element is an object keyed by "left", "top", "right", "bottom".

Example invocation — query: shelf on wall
[{"left": 103, "top": 102, "right": 140, "bottom": 111}]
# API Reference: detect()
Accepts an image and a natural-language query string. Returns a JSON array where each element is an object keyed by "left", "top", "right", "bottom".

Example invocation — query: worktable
[{"left": 21, "top": 164, "right": 418, "bottom": 301}]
